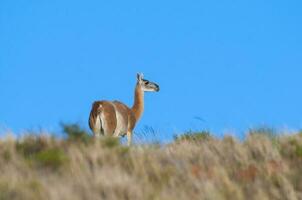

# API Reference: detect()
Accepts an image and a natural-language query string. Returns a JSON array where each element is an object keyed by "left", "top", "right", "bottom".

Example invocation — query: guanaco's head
[{"left": 137, "top": 73, "right": 160, "bottom": 92}]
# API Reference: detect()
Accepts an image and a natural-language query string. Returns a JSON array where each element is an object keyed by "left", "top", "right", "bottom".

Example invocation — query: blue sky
[{"left": 1, "top": 0, "right": 302, "bottom": 140}]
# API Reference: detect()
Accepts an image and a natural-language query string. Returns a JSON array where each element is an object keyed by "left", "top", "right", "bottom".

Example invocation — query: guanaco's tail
[{"left": 89, "top": 101, "right": 103, "bottom": 136}]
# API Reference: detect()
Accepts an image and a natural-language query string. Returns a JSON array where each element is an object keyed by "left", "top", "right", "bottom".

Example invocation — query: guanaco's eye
[{"left": 145, "top": 81, "right": 149, "bottom": 84}]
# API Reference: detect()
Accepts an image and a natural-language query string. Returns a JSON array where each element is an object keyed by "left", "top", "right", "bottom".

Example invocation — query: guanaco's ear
[{"left": 137, "top": 73, "right": 144, "bottom": 82}]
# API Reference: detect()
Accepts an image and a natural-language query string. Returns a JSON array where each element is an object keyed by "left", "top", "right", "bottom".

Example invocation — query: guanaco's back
[{"left": 89, "top": 101, "right": 136, "bottom": 137}]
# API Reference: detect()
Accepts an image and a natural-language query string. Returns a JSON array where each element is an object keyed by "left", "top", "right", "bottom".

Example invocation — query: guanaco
[{"left": 89, "top": 73, "right": 159, "bottom": 145}]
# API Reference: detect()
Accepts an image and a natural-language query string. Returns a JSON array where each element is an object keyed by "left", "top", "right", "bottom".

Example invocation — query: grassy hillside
[{"left": 0, "top": 126, "right": 302, "bottom": 200}]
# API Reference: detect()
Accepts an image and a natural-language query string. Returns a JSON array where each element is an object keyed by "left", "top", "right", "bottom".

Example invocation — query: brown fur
[
  {"left": 88, "top": 101, "right": 102, "bottom": 132},
  {"left": 101, "top": 101, "right": 117, "bottom": 136},
  {"left": 112, "top": 101, "right": 136, "bottom": 136},
  {"left": 89, "top": 101, "right": 117, "bottom": 136},
  {"left": 128, "top": 110, "right": 137, "bottom": 132},
  {"left": 131, "top": 84, "right": 144, "bottom": 121}
]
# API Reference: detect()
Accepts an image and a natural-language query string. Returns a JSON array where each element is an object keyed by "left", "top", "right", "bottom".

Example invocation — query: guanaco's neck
[{"left": 131, "top": 83, "right": 144, "bottom": 121}]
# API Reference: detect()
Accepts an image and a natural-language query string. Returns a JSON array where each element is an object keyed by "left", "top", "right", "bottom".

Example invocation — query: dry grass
[{"left": 1, "top": 128, "right": 302, "bottom": 200}]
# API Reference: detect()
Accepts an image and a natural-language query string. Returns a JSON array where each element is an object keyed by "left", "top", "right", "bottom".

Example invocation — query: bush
[
  {"left": 100, "top": 136, "right": 120, "bottom": 148},
  {"left": 174, "top": 130, "right": 212, "bottom": 142},
  {"left": 16, "top": 136, "right": 49, "bottom": 158},
  {"left": 248, "top": 126, "right": 279, "bottom": 139},
  {"left": 0, "top": 180, "right": 44, "bottom": 200},
  {"left": 33, "top": 148, "right": 68, "bottom": 169},
  {"left": 248, "top": 126, "right": 281, "bottom": 148},
  {"left": 61, "top": 123, "right": 92, "bottom": 144},
  {"left": 15, "top": 135, "right": 68, "bottom": 170}
]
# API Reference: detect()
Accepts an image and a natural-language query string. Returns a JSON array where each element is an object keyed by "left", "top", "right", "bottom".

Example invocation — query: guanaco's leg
[
  {"left": 127, "top": 131, "right": 132, "bottom": 146},
  {"left": 94, "top": 132, "right": 101, "bottom": 138}
]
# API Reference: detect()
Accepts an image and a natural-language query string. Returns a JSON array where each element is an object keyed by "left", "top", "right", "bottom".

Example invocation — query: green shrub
[
  {"left": 295, "top": 145, "right": 302, "bottom": 158},
  {"left": 174, "top": 130, "right": 212, "bottom": 142},
  {"left": 2, "top": 150, "right": 11, "bottom": 161},
  {"left": 248, "top": 126, "right": 278, "bottom": 139},
  {"left": 100, "top": 136, "right": 120, "bottom": 148},
  {"left": 61, "top": 123, "right": 92, "bottom": 144},
  {"left": 16, "top": 136, "right": 49, "bottom": 158},
  {"left": 33, "top": 148, "right": 68, "bottom": 169},
  {"left": 0, "top": 180, "right": 44, "bottom": 200},
  {"left": 15, "top": 135, "right": 68, "bottom": 170},
  {"left": 248, "top": 126, "right": 280, "bottom": 148}
]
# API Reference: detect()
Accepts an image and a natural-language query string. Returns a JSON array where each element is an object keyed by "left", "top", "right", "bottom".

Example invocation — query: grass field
[{"left": 0, "top": 125, "right": 302, "bottom": 200}]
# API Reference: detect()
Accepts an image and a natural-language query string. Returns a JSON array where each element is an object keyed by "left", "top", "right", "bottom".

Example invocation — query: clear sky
[{"left": 1, "top": 0, "right": 302, "bottom": 140}]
